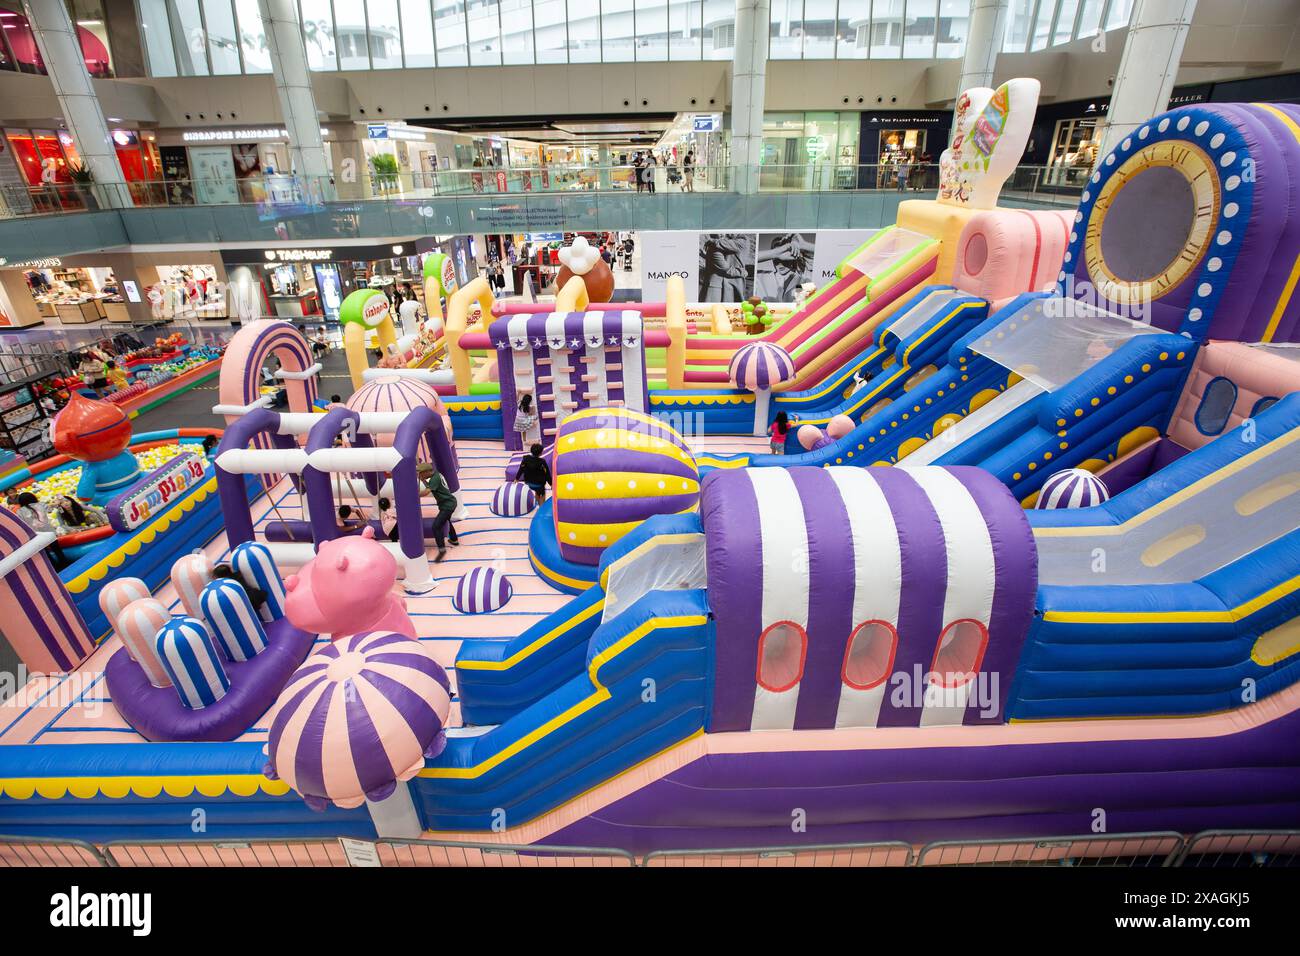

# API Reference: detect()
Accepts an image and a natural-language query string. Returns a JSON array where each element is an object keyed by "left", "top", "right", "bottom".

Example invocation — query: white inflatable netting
[
  {"left": 847, "top": 227, "right": 932, "bottom": 279},
  {"left": 969, "top": 296, "right": 1162, "bottom": 392},
  {"left": 602, "top": 533, "right": 708, "bottom": 623}
]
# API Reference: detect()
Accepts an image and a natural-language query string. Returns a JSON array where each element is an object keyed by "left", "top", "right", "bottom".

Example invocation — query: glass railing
[{"left": 0, "top": 163, "right": 1084, "bottom": 219}]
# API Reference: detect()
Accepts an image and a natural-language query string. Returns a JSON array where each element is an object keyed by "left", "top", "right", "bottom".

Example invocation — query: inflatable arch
[
  {"left": 217, "top": 320, "right": 320, "bottom": 489},
  {"left": 421, "top": 251, "right": 458, "bottom": 328},
  {"left": 445, "top": 275, "right": 497, "bottom": 395},
  {"left": 340, "top": 287, "right": 400, "bottom": 391},
  {"left": 0, "top": 507, "right": 95, "bottom": 672}
]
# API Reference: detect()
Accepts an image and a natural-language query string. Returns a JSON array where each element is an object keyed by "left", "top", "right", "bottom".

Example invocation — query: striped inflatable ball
[
  {"left": 1035, "top": 468, "right": 1111, "bottom": 510},
  {"left": 552, "top": 407, "right": 700, "bottom": 566},
  {"left": 264, "top": 631, "right": 452, "bottom": 810},
  {"left": 491, "top": 481, "right": 537, "bottom": 517},
  {"left": 453, "top": 566, "right": 514, "bottom": 614},
  {"left": 155, "top": 616, "right": 229, "bottom": 709}
]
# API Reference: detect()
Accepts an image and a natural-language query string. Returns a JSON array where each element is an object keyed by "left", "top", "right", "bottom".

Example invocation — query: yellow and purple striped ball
[{"left": 552, "top": 407, "right": 700, "bottom": 565}]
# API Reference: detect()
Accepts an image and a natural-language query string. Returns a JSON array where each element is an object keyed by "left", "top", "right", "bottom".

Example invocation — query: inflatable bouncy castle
[{"left": 2, "top": 92, "right": 1299, "bottom": 865}]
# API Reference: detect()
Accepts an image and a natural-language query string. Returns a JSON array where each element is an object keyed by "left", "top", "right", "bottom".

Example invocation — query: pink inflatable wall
[{"left": 951, "top": 209, "right": 1073, "bottom": 308}]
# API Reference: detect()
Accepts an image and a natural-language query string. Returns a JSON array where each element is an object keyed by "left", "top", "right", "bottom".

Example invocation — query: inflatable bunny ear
[{"left": 939, "top": 77, "right": 1041, "bottom": 210}]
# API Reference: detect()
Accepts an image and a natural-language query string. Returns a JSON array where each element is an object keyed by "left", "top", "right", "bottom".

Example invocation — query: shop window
[
  {"left": 841, "top": 621, "right": 897, "bottom": 690},
  {"left": 1194, "top": 377, "right": 1238, "bottom": 436},
  {"left": 930, "top": 619, "right": 988, "bottom": 689},
  {"left": 2, "top": 8, "right": 43, "bottom": 72},
  {"left": 756, "top": 621, "right": 807, "bottom": 693},
  {"left": 70, "top": 0, "right": 114, "bottom": 76}
]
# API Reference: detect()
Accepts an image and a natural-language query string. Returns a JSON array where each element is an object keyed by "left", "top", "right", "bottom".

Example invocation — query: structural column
[
  {"left": 23, "top": 0, "right": 128, "bottom": 207},
  {"left": 956, "top": 0, "right": 1010, "bottom": 95},
  {"left": 257, "top": 0, "right": 332, "bottom": 191},
  {"left": 730, "top": 0, "right": 769, "bottom": 195},
  {"left": 1096, "top": 0, "right": 1198, "bottom": 160}
]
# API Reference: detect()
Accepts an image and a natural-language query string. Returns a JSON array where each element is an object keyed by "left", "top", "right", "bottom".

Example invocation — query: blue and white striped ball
[
  {"left": 155, "top": 616, "right": 230, "bottom": 709},
  {"left": 200, "top": 578, "right": 269, "bottom": 662},
  {"left": 491, "top": 481, "right": 537, "bottom": 517},
  {"left": 231, "top": 541, "right": 285, "bottom": 621},
  {"left": 452, "top": 566, "right": 514, "bottom": 614},
  {"left": 1035, "top": 468, "right": 1111, "bottom": 510}
]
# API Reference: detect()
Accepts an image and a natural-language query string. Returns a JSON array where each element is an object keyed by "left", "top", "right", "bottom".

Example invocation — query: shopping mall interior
[{"left": 0, "top": 0, "right": 1298, "bottom": 885}]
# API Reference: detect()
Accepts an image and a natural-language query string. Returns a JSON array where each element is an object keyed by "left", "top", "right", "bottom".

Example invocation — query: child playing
[
  {"left": 514, "top": 443, "right": 552, "bottom": 502},
  {"left": 105, "top": 360, "right": 128, "bottom": 391},
  {"left": 376, "top": 497, "right": 399, "bottom": 542},
  {"left": 418, "top": 462, "right": 460, "bottom": 561},
  {"left": 514, "top": 393, "right": 538, "bottom": 445},
  {"left": 769, "top": 411, "right": 792, "bottom": 455}
]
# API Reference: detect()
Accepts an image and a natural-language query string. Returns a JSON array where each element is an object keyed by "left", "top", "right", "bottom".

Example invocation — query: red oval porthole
[
  {"left": 930, "top": 619, "right": 989, "bottom": 689},
  {"left": 756, "top": 621, "right": 807, "bottom": 693},
  {"left": 841, "top": 620, "right": 898, "bottom": 690}
]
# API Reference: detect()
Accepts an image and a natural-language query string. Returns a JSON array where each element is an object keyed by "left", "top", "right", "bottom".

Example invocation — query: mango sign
[{"left": 107, "top": 451, "right": 208, "bottom": 532}]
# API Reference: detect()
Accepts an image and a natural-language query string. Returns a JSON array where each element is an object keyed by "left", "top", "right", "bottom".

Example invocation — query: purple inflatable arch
[{"left": 700, "top": 465, "right": 1037, "bottom": 733}]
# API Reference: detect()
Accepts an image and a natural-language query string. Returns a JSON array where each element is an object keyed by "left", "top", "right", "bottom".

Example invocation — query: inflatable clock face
[{"left": 1082, "top": 140, "right": 1220, "bottom": 306}]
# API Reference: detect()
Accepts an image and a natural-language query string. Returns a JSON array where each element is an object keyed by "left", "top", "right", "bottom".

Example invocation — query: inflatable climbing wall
[{"left": 489, "top": 310, "right": 650, "bottom": 450}]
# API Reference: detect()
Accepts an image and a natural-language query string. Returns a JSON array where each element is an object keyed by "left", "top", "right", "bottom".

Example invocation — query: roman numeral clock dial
[{"left": 1082, "top": 141, "right": 1220, "bottom": 307}]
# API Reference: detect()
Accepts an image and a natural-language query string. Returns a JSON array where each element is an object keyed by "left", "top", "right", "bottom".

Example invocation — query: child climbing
[
  {"left": 514, "top": 393, "right": 538, "bottom": 445},
  {"left": 515, "top": 443, "right": 552, "bottom": 502}
]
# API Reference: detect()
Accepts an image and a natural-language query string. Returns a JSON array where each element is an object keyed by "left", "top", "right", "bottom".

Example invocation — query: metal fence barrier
[
  {"left": 916, "top": 832, "right": 1186, "bottom": 868},
  {"left": 375, "top": 838, "right": 636, "bottom": 868},
  {"left": 0, "top": 835, "right": 109, "bottom": 867},
  {"left": 2, "top": 829, "right": 1297, "bottom": 868},
  {"left": 1175, "top": 830, "right": 1300, "bottom": 868},
  {"left": 642, "top": 840, "right": 914, "bottom": 867},
  {"left": 103, "top": 838, "right": 352, "bottom": 867}
]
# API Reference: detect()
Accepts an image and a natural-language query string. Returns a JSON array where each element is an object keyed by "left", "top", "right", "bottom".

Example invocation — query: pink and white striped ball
[
  {"left": 452, "top": 566, "right": 514, "bottom": 614},
  {"left": 491, "top": 481, "right": 537, "bottom": 518},
  {"left": 1035, "top": 468, "right": 1111, "bottom": 510}
]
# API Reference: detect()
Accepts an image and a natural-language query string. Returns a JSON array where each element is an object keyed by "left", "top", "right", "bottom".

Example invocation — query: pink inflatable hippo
[{"left": 283, "top": 527, "right": 417, "bottom": 639}]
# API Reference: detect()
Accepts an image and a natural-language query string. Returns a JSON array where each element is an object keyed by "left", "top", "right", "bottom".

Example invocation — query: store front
[
  {"left": 0, "top": 126, "right": 165, "bottom": 210},
  {"left": 856, "top": 109, "right": 951, "bottom": 190},
  {"left": 0, "top": 254, "right": 150, "bottom": 327},
  {"left": 220, "top": 240, "right": 426, "bottom": 325},
  {"left": 1023, "top": 86, "right": 1210, "bottom": 191},
  {"left": 761, "top": 112, "right": 861, "bottom": 191},
  {"left": 155, "top": 126, "right": 333, "bottom": 205}
]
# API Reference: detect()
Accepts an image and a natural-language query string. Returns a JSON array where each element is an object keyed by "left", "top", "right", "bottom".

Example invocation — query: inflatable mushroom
[
  {"left": 263, "top": 630, "right": 451, "bottom": 813},
  {"left": 556, "top": 235, "right": 614, "bottom": 303},
  {"left": 729, "top": 341, "right": 796, "bottom": 437}
]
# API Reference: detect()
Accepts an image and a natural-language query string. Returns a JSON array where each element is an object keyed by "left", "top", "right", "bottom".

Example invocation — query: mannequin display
[{"left": 226, "top": 266, "right": 262, "bottom": 324}]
